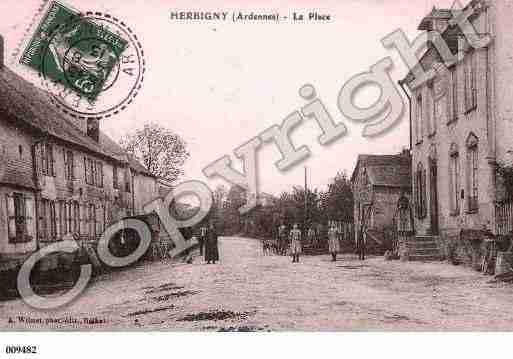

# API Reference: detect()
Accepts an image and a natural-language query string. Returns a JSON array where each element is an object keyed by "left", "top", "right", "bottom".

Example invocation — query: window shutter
[
  {"left": 41, "top": 144, "right": 47, "bottom": 176},
  {"left": 99, "top": 163, "right": 104, "bottom": 187},
  {"left": 25, "top": 196, "right": 35, "bottom": 238},
  {"left": 50, "top": 201, "right": 57, "bottom": 240},
  {"left": 74, "top": 201, "right": 80, "bottom": 234},
  {"left": 463, "top": 66, "right": 468, "bottom": 111},
  {"left": 471, "top": 55, "right": 477, "bottom": 107},
  {"left": 96, "top": 204, "right": 102, "bottom": 237},
  {"left": 105, "top": 201, "right": 112, "bottom": 226},
  {"left": 422, "top": 169, "right": 427, "bottom": 217},
  {"left": 453, "top": 70, "right": 458, "bottom": 118},
  {"left": 84, "top": 157, "right": 88, "bottom": 184},
  {"left": 49, "top": 145, "right": 55, "bottom": 177},
  {"left": 67, "top": 201, "right": 72, "bottom": 233},
  {"left": 63, "top": 150, "right": 68, "bottom": 180},
  {"left": 38, "top": 200, "right": 45, "bottom": 240},
  {"left": 56, "top": 201, "right": 63, "bottom": 239},
  {"left": 6, "top": 194, "right": 16, "bottom": 240},
  {"left": 34, "top": 143, "right": 42, "bottom": 177},
  {"left": 80, "top": 203, "right": 87, "bottom": 236},
  {"left": 89, "top": 204, "right": 95, "bottom": 237},
  {"left": 70, "top": 152, "right": 75, "bottom": 180}
]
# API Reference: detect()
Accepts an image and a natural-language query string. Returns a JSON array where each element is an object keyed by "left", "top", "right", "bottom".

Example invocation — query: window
[
  {"left": 416, "top": 162, "right": 427, "bottom": 218},
  {"left": 64, "top": 150, "right": 74, "bottom": 180},
  {"left": 39, "top": 199, "right": 48, "bottom": 241},
  {"left": 39, "top": 199, "right": 57, "bottom": 241},
  {"left": 58, "top": 200, "right": 73, "bottom": 236},
  {"left": 464, "top": 51, "right": 477, "bottom": 112},
  {"left": 88, "top": 204, "right": 97, "bottom": 238},
  {"left": 450, "top": 66, "right": 458, "bottom": 122},
  {"left": 84, "top": 157, "right": 92, "bottom": 185},
  {"left": 449, "top": 144, "right": 460, "bottom": 214},
  {"left": 59, "top": 200, "right": 67, "bottom": 235},
  {"left": 362, "top": 169, "right": 368, "bottom": 187},
  {"left": 467, "top": 134, "right": 479, "bottom": 212},
  {"left": 5, "top": 193, "right": 33, "bottom": 243},
  {"left": 416, "top": 94, "right": 423, "bottom": 143},
  {"left": 96, "top": 161, "right": 103, "bottom": 187},
  {"left": 113, "top": 165, "right": 119, "bottom": 189},
  {"left": 84, "top": 157, "right": 103, "bottom": 187},
  {"left": 37, "top": 142, "right": 55, "bottom": 176},
  {"left": 466, "top": 134, "right": 479, "bottom": 211},
  {"left": 125, "top": 169, "right": 131, "bottom": 193}
]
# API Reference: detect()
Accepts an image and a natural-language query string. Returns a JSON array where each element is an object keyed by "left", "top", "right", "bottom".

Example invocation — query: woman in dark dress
[{"left": 204, "top": 222, "right": 220, "bottom": 264}]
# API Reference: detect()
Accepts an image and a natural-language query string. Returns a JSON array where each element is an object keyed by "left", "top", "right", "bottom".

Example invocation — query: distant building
[
  {"left": 351, "top": 152, "right": 411, "bottom": 248},
  {"left": 0, "top": 48, "right": 165, "bottom": 272}
]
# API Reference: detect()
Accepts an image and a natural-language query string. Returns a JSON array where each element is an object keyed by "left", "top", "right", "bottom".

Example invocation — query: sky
[{"left": 0, "top": 0, "right": 456, "bottom": 196}]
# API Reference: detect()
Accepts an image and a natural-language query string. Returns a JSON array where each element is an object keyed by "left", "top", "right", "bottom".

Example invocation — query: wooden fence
[{"left": 496, "top": 201, "right": 513, "bottom": 236}]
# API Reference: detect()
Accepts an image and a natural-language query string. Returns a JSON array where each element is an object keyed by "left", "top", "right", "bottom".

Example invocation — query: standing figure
[
  {"left": 328, "top": 224, "right": 340, "bottom": 262},
  {"left": 289, "top": 223, "right": 302, "bottom": 263},
  {"left": 199, "top": 226, "right": 207, "bottom": 256},
  {"left": 278, "top": 224, "right": 288, "bottom": 255},
  {"left": 357, "top": 225, "right": 366, "bottom": 261},
  {"left": 307, "top": 227, "right": 316, "bottom": 247},
  {"left": 316, "top": 223, "right": 323, "bottom": 249},
  {"left": 204, "top": 222, "right": 220, "bottom": 264}
]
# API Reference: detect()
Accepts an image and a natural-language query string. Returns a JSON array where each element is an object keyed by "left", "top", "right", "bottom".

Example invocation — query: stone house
[
  {"left": 0, "top": 42, "right": 166, "bottom": 272},
  {"left": 401, "top": 0, "right": 513, "bottom": 263},
  {"left": 351, "top": 152, "right": 411, "bottom": 249}
]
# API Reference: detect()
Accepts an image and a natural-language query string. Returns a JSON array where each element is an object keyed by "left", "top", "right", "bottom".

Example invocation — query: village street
[{"left": 2, "top": 237, "right": 513, "bottom": 331}]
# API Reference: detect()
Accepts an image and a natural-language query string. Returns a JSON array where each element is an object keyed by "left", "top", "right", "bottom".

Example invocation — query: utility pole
[{"left": 304, "top": 166, "right": 308, "bottom": 232}]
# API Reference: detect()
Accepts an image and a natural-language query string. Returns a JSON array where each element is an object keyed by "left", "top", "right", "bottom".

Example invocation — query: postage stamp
[{"left": 19, "top": 1, "right": 145, "bottom": 119}]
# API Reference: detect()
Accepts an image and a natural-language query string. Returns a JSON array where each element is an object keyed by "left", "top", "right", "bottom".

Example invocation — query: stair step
[
  {"left": 409, "top": 254, "right": 442, "bottom": 261},
  {"left": 407, "top": 243, "right": 439, "bottom": 250},
  {"left": 407, "top": 240, "right": 438, "bottom": 245},
  {"left": 414, "top": 236, "right": 439, "bottom": 242},
  {"left": 410, "top": 247, "right": 440, "bottom": 254},
  {"left": 405, "top": 235, "right": 442, "bottom": 262}
]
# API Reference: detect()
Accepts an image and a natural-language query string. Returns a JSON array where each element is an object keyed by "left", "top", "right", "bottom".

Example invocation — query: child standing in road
[
  {"left": 289, "top": 223, "right": 302, "bottom": 263},
  {"left": 328, "top": 224, "right": 340, "bottom": 262}
]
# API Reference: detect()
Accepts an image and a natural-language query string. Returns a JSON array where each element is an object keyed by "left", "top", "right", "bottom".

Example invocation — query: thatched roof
[
  {"left": 0, "top": 66, "right": 115, "bottom": 158},
  {"left": 0, "top": 64, "right": 154, "bottom": 187}
]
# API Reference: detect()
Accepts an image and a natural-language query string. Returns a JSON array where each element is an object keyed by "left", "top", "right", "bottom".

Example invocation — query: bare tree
[{"left": 119, "top": 122, "right": 190, "bottom": 183}]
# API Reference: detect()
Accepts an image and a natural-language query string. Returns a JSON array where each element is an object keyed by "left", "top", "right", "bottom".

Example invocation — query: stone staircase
[{"left": 406, "top": 235, "right": 442, "bottom": 261}]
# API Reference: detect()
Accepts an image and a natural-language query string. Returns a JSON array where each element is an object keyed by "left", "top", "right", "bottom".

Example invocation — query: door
[{"left": 429, "top": 159, "right": 439, "bottom": 235}]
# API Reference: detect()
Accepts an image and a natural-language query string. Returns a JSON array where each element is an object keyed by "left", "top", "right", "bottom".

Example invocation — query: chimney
[
  {"left": 0, "top": 34, "right": 4, "bottom": 69},
  {"left": 86, "top": 119, "right": 100, "bottom": 142},
  {"left": 400, "top": 148, "right": 410, "bottom": 157}
]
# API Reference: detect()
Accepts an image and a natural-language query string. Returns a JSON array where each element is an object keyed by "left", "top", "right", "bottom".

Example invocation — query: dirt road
[{"left": 2, "top": 237, "right": 513, "bottom": 331}]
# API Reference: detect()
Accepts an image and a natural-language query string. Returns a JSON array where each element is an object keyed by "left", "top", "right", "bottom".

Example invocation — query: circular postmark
[{"left": 38, "top": 11, "right": 145, "bottom": 120}]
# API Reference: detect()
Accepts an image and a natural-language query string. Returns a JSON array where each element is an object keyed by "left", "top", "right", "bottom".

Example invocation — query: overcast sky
[{"left": 0, "top": 0, "right": 455, "bottom": 196}]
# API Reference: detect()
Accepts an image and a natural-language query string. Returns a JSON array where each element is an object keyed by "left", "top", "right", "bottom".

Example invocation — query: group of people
[
  {"left": 194, "top": 221, "right": 367, "bottom": 265},
  {"left": 277, "top": 223, "right": 347, "bottom": 263},
  {"left": 197, "top": 222, "right": 220, "bottom": 264}
]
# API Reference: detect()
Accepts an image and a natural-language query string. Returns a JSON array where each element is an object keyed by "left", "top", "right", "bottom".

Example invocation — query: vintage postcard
[{"left": 1, "top": 0, "right": 513, "bottom": 356}]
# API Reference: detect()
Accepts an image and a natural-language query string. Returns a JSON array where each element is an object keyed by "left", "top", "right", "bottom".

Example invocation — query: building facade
[
  {"left": 402, "top": 0, "right": 513, "bottom": 260},
  {"left": 0, "top": 56, "right": 164, "bottom": 272},
  {"left": 351, "top": 153, "right": 411, "bottom": 248}
]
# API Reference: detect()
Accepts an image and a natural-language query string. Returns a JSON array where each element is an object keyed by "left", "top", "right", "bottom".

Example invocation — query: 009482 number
[{"left": 5, "top": 345, "right": 38, "bottom": 355}]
